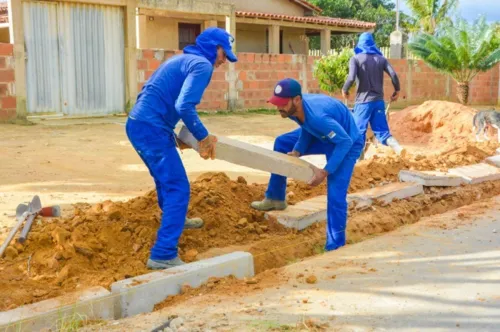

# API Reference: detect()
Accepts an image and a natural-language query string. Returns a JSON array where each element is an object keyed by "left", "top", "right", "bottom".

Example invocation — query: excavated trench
[{"left": 0, "top": 141, "right": 498, "bottom": 312}]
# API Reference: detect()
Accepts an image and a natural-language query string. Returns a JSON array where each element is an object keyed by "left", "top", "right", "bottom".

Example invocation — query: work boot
[
  {"left": 184, "top": 217, "right": 204, "bottom": 229},
  {"left": 147, "top": 256, "right": 185, "bottom": 270},
  {"left": 250, "top": 198, "right": 287, "bottom": 211},
  {"left": 386, "top": 137, "right": 407, "bottom": 157}
]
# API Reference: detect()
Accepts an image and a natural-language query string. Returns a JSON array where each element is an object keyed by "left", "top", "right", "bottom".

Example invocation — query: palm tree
[
  {"left": 408, "top": 16, "right": 500, "bottom": 104},
  {"left": 405, "top": 0, "right": 458, "bottom": 34}
]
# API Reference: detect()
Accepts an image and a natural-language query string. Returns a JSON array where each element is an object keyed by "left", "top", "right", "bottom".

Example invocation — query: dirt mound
[{"left": 390, "top": 100, "right": 480, "bottom": 149}]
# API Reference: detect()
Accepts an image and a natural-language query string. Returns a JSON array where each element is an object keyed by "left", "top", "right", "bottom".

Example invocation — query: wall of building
[
  {"left": 235, "top": 23, "right": 267, "bottom": 53},
  {"left": 0, "top": 43, "right": 16, "bottom": 122},
  {"left": 136, "top": 50, "right": 500, "bottom": 111},
  {"left": 225, "top": 0, "right": 305, "bottom": 16}
]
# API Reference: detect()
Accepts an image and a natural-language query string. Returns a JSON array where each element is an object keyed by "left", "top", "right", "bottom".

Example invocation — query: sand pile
[
  {"left": 0, "top": 139, "right": 497, "bottom": 310},
  {"left": 390, "top": 100, "right": 480, "bottom": 148}
]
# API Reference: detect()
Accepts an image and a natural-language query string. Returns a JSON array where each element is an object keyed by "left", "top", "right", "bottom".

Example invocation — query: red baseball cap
[{"left": 268, "top": 78, "right": 302, "bottom": 107}]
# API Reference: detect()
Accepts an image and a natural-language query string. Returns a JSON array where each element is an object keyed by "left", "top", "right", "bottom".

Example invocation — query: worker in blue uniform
[
  {"left": 251, "top": 78, "right": 363, "bottom": 251},
  {"left": 342, "top": 32, "right": 405, "bottom": 156},
  {"left": 126, "top": 27, "right": 237, "bottom": 270}
]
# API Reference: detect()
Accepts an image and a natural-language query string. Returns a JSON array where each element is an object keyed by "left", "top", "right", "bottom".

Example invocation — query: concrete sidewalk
[{"left": 83, "top": 196, "right": 500, "bottom": 332}]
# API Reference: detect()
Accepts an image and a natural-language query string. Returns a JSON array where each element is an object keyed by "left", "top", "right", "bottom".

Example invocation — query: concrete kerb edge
[
  {"left": 111, "top": 251, "right": 255, "bottom": 318},
  {"left": 0, "top": 288, "right": 114, "bottom": 332},
  {"left": 0, "top": 252, "right": 255, "bottom": 330}
]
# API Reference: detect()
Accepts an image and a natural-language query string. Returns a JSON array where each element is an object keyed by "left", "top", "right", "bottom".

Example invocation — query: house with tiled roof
[
  {"left": 1, "top": 0, "right": 375, "bottom": 120},
  {"left": 137, "top": 0, "right": 375, "bottom": 54}
]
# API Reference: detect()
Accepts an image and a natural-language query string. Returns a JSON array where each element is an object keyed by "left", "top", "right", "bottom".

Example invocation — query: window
[{"left": 178, "top": 23, "right": 201, "bottom": 50}]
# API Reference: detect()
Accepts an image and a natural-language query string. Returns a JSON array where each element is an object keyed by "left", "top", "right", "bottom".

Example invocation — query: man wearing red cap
[{"left": 251, "top": 78, "right": 363, "bottom": 251}]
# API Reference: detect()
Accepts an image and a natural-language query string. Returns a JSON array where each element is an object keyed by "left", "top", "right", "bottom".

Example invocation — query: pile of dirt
[
  {"left": 0, "top": 140, "right": 498, "bottom": 311},
  {"left": 390, "top": 100, "right": 481, "bottom": 149}
]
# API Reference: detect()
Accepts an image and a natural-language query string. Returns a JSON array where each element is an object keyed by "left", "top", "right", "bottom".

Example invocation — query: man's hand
[
  {"left": 175, "top": 137, "right": 192, "bottom": 150},
  {"left": 342, "top": 90, "right": 349, "bottom": 100},
  {"left": 199, "top": 134, "right": 218, "bottom": 160},
  {"left": 308, "top": 165, "right": 328, "bottom": 187},
  {"left": 287, "top": 150, "right": 301, "bottom": 157},
  {"left": 391, "top": 91, "right": 400, "bottom": 102}
]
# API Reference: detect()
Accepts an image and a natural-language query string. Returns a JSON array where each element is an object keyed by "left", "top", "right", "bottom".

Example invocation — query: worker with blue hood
[
  {"left": 126, "top": 27, "right": 237, "bottom": 270},
  {"left": 251, "top": 78, "right": 364, "bottom": 252},
  {"left": 342, "top": 32, "right": 405, "bottom": 157}
]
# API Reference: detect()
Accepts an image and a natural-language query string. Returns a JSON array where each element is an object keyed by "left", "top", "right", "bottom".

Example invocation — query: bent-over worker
[
  {"left": 251, "top": 78, "right": 363, "bottom": 251},
  {"left": 126, "top": 28, "right": 237, "bottom": 270}
]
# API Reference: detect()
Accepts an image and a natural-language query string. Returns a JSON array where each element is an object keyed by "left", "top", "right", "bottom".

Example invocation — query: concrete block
[
  {"left": 448, "top": 163, "right": 500, "bottom": 184},
  {"left": 0, "top": 287, "right": 113, "bottom": 332},
  {"left": 111, "top": 252, "right": 254, "bottom": 318},
  {"left": 267, "top": 182, "right": 424, "bottom": 230},
  {"left": 177, "top": 125, "right": 314, "bottom": 183},
  {"left": 485, "top": 155, "right": 500, "bottom": 168},
  {"left": 266, "top": 195, "right": 327, "bottom": 230},
  {"left": 399, "top": 170, "right": 464, "bottom": 187},
  {"left": 348, "top": 182, "right": 424, "bottom": 209}
]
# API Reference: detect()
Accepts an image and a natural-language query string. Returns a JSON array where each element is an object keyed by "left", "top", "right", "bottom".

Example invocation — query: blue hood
[
  {"left": 354, "top": 32, "right": 383, "bottom": 56},
  {"left": 183, "top": 27, "right": 237, "bottom": 65}
]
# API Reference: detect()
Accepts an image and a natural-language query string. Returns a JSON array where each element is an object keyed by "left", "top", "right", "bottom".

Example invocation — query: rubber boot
[
  {"left": 184, "top": 217, "right": 203, "bottom": 229},
  {"left": 147, "top": 256, "right": 185, "bottom": 270},
  {"left": 386, "top": 137, "right": 407, "bottom": 157},
  {"left": 250, "top": 198, "right": 287, "bottom": 211}
]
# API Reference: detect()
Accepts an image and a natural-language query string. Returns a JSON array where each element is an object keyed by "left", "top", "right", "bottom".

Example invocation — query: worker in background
[
  {"left": 342, "top": 32, "right": 406, "bottom": 156},
  {"left": 126, "top": 27, "right": 237, "bottom": 270},
  {"left": 251, "top": 78, "right": 363, "bottom": 252}
]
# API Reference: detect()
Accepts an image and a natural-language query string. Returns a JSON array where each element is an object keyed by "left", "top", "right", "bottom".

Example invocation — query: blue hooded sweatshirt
[
  {"left": 129, "top": 28, "right": 237, "bottom": 141},
  {"left": 354, "top": 32, "right": 383, "bottom": 56}
]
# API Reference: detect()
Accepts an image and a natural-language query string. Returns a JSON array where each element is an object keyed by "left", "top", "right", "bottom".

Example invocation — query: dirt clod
[{"left": 306, "top": 275, "right": 318, "bottom": 284}]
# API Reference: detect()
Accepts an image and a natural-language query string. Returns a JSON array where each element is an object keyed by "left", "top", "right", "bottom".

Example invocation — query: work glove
[{"left": 199, "top": 134, "right": 218, "bottom": 160}]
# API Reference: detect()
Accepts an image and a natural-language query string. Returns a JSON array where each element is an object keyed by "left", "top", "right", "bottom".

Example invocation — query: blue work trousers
[
  {"left": 265, "top": 128, "right": 363, "bottom": 251},
  {"left": 353, "top": 100, "right": 392, "bottom": 145},
  {"left": 125, "top": 118, "right": 189, "bottom": 260}
]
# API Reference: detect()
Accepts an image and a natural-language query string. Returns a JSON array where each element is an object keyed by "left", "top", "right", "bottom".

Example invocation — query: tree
[
  {"left": 313, "top": 48, "right": 354, "bottom": 95},
  {"left": 408, "top": 16, "right": 500, "bottom": 104},
  {"left": 405, "top": 0, "right": 458, "bottom": 34},
  {"left": 309, "top": 0, "right": 415, "bottom": 49}
]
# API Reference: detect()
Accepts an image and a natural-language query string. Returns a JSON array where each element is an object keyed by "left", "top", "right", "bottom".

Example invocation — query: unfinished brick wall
[
  {"left": 136, "top": 49, "right": 228, "bottom": 110},
  {"left": 0, "top": 43, "right": 16, "bottom": 122},
  {"left": 136, "top": 49, "right": 500, "bottom": 111}
]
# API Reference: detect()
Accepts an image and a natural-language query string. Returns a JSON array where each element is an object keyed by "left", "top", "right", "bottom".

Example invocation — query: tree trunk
[{"left": 456, "top": 82, "right": 469, "bottom": 104}]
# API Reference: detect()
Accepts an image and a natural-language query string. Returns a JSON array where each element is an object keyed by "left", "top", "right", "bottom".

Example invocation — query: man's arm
[
  {"left": 384, "top": 59, "right": 400, "bottom": 99},
  {"left": 342, "top": 57, "right": 358, "bottom": 95},
  {"left": 319, "top": 117, "right": 353, "bottom": 175},
  {"left": 175, "top": 62, "right": 213, "bottom": 141},
  {"left": 292, "top": 129, "right": 314, "bottom": 155}
]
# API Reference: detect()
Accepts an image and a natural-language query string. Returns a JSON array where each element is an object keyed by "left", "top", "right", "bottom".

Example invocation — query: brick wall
[
  {"left": 137, "top": 49, "right": 499, "bottom": 110},
  {"left": 0, "top": 43, "right": 16, "bottom": 122},
  {"left": 136, "top": 49, "right": 228, "bottom": 110}
]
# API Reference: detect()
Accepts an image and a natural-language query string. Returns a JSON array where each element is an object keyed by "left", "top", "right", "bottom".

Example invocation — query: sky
[{"left": 392, "top": 0, "right": 500, "bottom": 23}]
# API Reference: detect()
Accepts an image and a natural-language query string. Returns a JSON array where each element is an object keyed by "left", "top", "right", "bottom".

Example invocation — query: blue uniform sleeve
[
  {"left": 318, "top": 117, "right": 353, "bottom": 174},
  {"left": 293, "top": 129, "right": 314, "bottom": 155},
  {"left": 175, "top": 61, "right": 213, "bottom": 141}
]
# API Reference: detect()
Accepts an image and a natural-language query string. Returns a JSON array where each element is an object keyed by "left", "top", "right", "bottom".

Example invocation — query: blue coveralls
[
  {"left": 265, "top": 94, "right": 364, "bottom": 251},
  {"left": 125, "top": 38, "right": 219, "bottom": 261}
]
